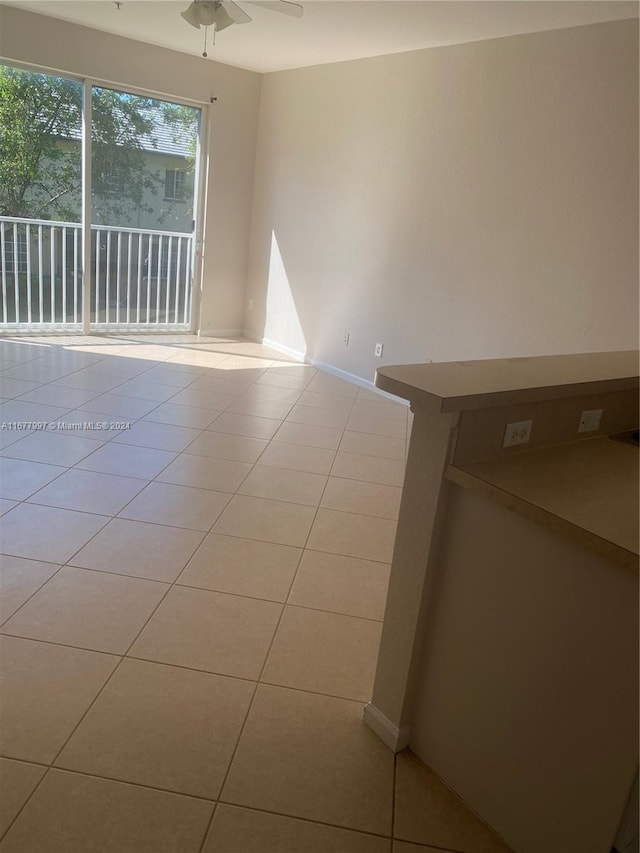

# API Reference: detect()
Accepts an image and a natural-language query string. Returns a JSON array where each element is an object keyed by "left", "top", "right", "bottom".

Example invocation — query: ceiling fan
[
  {"left": 181, "top": 1, "right": 303, "bottom": 33},
  {"left": 181, "top": 0, "right": 303, "bottom": 56}
]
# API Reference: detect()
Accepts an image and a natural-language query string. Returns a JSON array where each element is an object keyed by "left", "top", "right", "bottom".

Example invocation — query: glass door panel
[
  {"left": 0, "top": 64, "right": 83, "bottom": 330},
  {"left": 90, "top": 86, "right": 200, "bottom": 330}
]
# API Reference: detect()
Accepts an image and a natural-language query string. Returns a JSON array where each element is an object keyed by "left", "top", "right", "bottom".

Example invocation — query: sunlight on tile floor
[{"left": 0, "top": 335, "right": 511, "bottom": 852}]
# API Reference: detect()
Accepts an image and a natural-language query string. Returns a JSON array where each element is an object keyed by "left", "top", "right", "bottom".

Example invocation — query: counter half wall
[{"left": 366, "top": 350, "right": 639, "bottom": 853}]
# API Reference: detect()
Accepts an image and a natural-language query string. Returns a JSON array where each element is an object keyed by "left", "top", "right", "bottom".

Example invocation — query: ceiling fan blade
[
  {"left": 248, "top": 1, "right": 303, "bottom": 18},
  {"left": 222, "top": 0, "right": 253, "bottom": 24}
]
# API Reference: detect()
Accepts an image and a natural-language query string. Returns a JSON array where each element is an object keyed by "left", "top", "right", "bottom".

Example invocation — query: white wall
[
  {"left": 245, "top": 19, "right": 639, "bottom": 381},
  {"left": 0, "top": 4, "right": 261, "bottom": 333}
]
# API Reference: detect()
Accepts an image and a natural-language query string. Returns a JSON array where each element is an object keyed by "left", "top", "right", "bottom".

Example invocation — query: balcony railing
[{"left": 0, "top": 215, "right": 195, "bottom": 331}]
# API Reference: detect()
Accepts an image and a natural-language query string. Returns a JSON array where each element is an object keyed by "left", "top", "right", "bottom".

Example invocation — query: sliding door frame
[
  {"left": 0, "top": 56, "right": 209, "bottom": 335},
  {"left": 81, "top": 80, "right": 92, "bottom": 333},
  {"left": 191, "top": 98, "right": 210, "bottom": 337}
]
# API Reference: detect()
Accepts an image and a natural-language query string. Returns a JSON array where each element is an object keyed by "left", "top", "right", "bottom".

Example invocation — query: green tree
[
  {"left": 0, "top": 66, "right": 197, "bottom": 225},
  {"left": 0, "top": 68, "right": 81, "bottom": 219}
]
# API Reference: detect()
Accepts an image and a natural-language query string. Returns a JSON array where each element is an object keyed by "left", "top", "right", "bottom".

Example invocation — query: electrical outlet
[
  {"left": 503, "top": 419, "right": 533, "bottom": 448},
  {"left": 578, "top": 409, "right": 603, "bottom": 433},
  {"left": 374, "top": 343, "right": 384, "bottom": 358},
  {"left": 248, "top": 298, "right": 253, "bottom": 311},
  {"left": 343, "top": 332, "right": 350, "bottom": 346}
]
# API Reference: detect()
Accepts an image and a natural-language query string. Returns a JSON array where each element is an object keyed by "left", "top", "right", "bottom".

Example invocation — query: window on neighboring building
[
  {"left": 164, "top": 168, "right": 186, "bottom": 201},
  {"left": 99, "top": 160, "right": 126, "bottom": 195}
]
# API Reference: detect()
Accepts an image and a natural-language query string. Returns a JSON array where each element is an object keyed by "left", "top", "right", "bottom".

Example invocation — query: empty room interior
[{"left": 0, "top": 2, "right": 638, "bottom": 852}]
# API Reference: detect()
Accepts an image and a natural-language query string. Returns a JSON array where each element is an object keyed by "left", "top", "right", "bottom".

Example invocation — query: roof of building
[
  {"left": 137, "top": 106, "right": 198, "bottom": 158},
  {"left": 58, "top": 103, "right": 197, "bottom": 158}
]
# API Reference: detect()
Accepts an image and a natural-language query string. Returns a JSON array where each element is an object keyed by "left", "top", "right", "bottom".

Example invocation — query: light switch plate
[{"left": 578, "top": 409, "right": 603, "bottom": 433}]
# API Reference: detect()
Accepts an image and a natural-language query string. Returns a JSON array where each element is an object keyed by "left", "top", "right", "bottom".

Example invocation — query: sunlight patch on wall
[{"left": 264, "top": 231, "right": 307, "bottom": 358}]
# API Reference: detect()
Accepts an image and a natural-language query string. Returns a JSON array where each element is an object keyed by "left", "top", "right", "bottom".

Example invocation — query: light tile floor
[{"left": 0, "top": 335, "right": 511, "bottom": 852}]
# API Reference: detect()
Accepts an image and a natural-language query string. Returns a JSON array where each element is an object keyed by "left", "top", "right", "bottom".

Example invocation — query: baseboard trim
[
  {"left": 245, "top": 332, "right": 408, "bottom": 404},
  {"left": 243, "top": 330, "right": 262, "bottom": 344},
  {"left": 198, "top": 328, "right": 245, "bottom": 338},
  {"left": 311, "top": 358, "right": 407, "bottom": 404},
  {"left": 261, "top": 337, "right": 306, "bottom": 363},
  {"left": 363, "top": 703, "right": 410, "bottom": 753},
  {"left": 311, "top": 358, "right": 376, "bottom": 392}
]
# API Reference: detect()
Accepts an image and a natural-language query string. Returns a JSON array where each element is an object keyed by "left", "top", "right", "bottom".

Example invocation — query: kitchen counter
[
  {"left": 447, "top": 437, "right": 639, "bottom": 569},
  {"left": 367, "top": 350, "right": 639, "bottom": 853},
  {"left": 376, "top": 349, "right": 638, "bottom": 413}
]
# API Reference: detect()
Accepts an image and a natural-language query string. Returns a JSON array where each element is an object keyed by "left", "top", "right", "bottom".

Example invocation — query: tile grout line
[
  {"left": 7, "top": 455, "right": 402, "bottom": 521},
  {"left": 0, "top": 633, "right": 377, "bottom": 706},
  {"left": 0, "top": 511, "right": 394, "bottom": 588},
  {"left": 31, "top": 764, "right": 219, "bottom": 805},
  {"left": 0, "top": 563, "right": 69, "bottom": 633},
  {"left": 5, "top": 431, "right": 405, "bottom": 501},
  {"left": 0, "top": 633, "right": 121, "bottom": 661},
  {"left": 207, "top": 801, "right": 396, "bottom": 846},
  {"left": 392, "top": 752, "right": 398, "bottom": 850},
  {"left": 197, "top": 801, "right": 219, "bottom": 853},
  {"left": 2, "top": 542, "right": 387, "bottom": 642}
]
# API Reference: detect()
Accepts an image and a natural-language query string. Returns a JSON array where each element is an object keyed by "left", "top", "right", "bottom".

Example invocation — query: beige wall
[
  {"left": 245, "top": 19, "right": 639, "bottom": 381},
  {"left": 410, "top": 484, "right": 638, "bottom": 853},
  {"left": 0, "top": 4, "right": 261, "bottom": 333}
]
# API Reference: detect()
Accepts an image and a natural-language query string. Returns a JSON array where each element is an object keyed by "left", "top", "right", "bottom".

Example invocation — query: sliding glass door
[
  {"left": 90, "top": 86, "right": 200, "bottom": 330},
  {"left": 0, "top": 64, "right": 202, "bottom": 333}
]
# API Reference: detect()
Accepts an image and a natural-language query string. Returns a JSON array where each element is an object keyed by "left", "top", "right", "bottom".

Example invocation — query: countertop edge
[
  {"left": 445, "top": 464, "right": 639, "bottom": 572},
  {"left": 374, "top": 372, "right": 444, "bottom": 413},
  {"left": 376, "top": 370, "right": 639, "bottom": 413}
]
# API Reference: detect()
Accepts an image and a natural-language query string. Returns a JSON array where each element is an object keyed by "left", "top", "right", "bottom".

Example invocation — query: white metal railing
[{"left": 0, "top": 215, "right": 194, "bottom": 331}]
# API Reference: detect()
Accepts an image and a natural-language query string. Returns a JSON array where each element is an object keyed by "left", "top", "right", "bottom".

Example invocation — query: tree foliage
[
  {"left": 0, "top": 65, "right": 198, "bottom": 225},
  {"left": 0, "top": 68, "right": 81, "bottom": 219}
]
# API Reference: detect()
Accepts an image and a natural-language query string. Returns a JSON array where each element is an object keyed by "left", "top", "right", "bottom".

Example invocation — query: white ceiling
[{"left": 7, "top": 0, "right": 639, "bottom": 73}]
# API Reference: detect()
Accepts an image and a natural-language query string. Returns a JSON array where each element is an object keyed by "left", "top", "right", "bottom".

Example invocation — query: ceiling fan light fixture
[
  {"left": 180, "top": 2, "right": 201, "bottom": 28},
  {"left": 214, "top": 4, "right": 235, "bottom": 31},
  {"left": 181, "top": 1, "right": 217, "bottom": 29}
]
